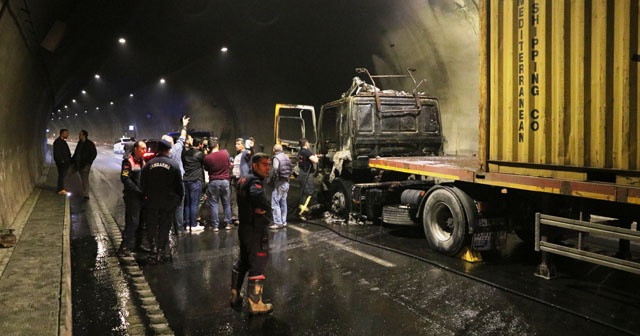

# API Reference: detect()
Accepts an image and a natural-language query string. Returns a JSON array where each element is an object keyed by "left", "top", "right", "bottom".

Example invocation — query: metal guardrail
[{"left": 535, "top": 213, "right": 640, "bottom": 275}]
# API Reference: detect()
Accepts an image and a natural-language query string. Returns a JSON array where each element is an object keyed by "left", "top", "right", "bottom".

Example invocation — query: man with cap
[
  {"left": 161, "top": 116, "right": 190, "bottom": 233},
  {"left": 141, "top": 139, "right": 184, "bottom": 264}
]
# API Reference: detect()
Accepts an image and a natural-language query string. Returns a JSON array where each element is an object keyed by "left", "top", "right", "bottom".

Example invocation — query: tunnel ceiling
[{"left": 16, "top": 0, "right": 481, "bottom": 154}]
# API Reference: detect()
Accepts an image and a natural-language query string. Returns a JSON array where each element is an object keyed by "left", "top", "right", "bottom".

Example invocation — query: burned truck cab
[{"left": 317, "top": 68, "right": 443, "bottom": 183}]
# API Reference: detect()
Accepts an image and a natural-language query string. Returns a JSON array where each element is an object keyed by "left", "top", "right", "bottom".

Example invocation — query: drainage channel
[{"left": 91, "top": 193, "right": 174, "bottom": 335}]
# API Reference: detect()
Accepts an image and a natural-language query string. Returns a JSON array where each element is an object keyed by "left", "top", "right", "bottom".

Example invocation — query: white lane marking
[
  {"left": 288, "top": 225, "right": 396, "bottom": 267},
  {"left": 289, "top": 226, "right": 311, "bottom": 234}
]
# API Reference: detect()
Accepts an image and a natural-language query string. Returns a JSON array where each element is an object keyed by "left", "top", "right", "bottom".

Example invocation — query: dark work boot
[
  {"left": 117, "top": 241, "right": 132, "bottom": 258},
  {"left": 230, "top": 267, "right": 246, "bottom": 311},
  {"left": 247, "top": 275, "right": 273, "bottom": 315},
  {"left": 135, "top": 235, "right": 150, "bottom": 253}
]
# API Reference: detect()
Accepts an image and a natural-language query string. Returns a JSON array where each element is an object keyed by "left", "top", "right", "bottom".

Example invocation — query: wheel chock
[
  {"left": 298, "top": 195, "right": 312, "bottom": 216},
  {"left": 457, "top": 246, "right": 483, "bottom": 263}
]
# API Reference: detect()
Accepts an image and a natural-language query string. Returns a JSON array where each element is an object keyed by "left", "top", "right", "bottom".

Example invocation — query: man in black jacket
[
  {"left": 141, "top": 139, "right": 184, "bottom": 264},
  {"left": 53, "top": 129, "right": 71, "bottom": 195},
  {"left": 181, "top": 136, "right": 205, "bottom": 232},
  {"left": 70, "top": 130, "right": 97, "bottom": 199}
]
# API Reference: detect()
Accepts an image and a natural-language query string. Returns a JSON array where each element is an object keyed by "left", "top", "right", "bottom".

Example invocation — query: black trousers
[
  {"left": 235, "top": 222, "right": 269, "bottom": 277},
  {"left": 146, "top": 204, "right": 177, "bottom": 252},
  {"left": 122, "top": 192, "right": 144, "bottom": 248},
  {"left": 55, "top": 162, "right": 69, "bottom": 192}
]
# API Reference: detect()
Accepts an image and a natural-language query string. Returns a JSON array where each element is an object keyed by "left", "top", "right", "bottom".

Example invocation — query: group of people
[
  {"left": 117, "top": 116, "right": 191, "bottom": 263},
  {"left": 53, "top": 128, "right": 98, "bottom": 198},
  {"left": 55, "top": 118, "right": 321, "bottom": 315}
]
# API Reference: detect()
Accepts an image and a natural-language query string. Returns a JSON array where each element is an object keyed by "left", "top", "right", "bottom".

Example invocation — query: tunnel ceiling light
[
  {"left": 96, "top": 107, "right": 99, "bottom": 110},
  {"left": 118, "top": 37, "right": 126, "bottom": 44},
  {"left": 64, "top": 105, "right": 68, "bottom": 109},
  {"left": 110, "top": 101, "right": 114, "bottom": 105},
  {"left": 94, "top": 74, "right": 100, "bottom": 79},
  {"left": 159, "top": 78, "right": 166, "bottom": 84},
  {"left": 84, "top": 110, "right": 87, "bottom": 113},
  {"left": 129, "top": 93, "right": 134, "bottom": 97},
  {"left": 81, "top": 90, "right": 87, "bottom": 94},
  {"left": 72, "top": 99, "right": 76, "bottom": 103},
  {"left": 221, "top": 46, "right": 228, "bottom": 52}
]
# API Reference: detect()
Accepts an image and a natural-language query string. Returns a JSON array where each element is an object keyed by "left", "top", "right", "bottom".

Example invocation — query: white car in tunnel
[{"left": 113, "top": 137, "right": 132, "bottom": 154}]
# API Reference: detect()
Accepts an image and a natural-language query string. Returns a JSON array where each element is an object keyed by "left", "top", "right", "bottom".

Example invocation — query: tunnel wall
[{"left": 0, "top": 2, "right": 50, "bottom": 228}]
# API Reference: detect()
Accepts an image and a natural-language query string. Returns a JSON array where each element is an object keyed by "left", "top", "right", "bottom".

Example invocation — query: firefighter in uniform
[
  {"left": 117, "top": 140, "right": 147, "bottom": 257},
  {"left": 141, "top": 139, "right": 184, "bottom": 264},
  {"left": 229, "top": 153, "right": 274, "bottom": 314}
]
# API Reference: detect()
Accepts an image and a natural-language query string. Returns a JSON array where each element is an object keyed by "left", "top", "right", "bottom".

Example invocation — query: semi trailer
[{"left": 276, "top": 0, "right": 640, "bottom": 278}]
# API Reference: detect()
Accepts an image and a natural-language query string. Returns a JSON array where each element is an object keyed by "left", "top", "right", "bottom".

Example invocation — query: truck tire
[
  {"left": 422, "top": 187, "right": 469, "bottom": 256},
  {"left": 327, "top": 179, "right": 353, "bottom": 219}
]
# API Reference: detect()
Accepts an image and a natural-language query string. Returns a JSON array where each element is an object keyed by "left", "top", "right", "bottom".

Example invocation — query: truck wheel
[
  {"left": 422, "top": 188, "right": 468, "bottom": 256},
  {"left": 327, "top": 179, "right": 353, "bottom": 219}
]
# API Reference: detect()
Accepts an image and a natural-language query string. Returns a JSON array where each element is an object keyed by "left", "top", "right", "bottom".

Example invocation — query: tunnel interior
[{"left": 0, "top": 0, "right": 480, "bottom": 227}]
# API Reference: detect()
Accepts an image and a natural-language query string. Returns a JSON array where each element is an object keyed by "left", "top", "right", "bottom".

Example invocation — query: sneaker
[
  {"left": 283, "top": 223, "right": 287, "bottom": 227},
  {"left": 212, "top": 227, "right": 219, "bottom": 232},
  {"left": 191, "top": 225, "right": 205, "bottom": 232},
  {"left": 225, "top": 225, "right": 232, "bottom": 230},
  {"left": 269, "top": 224, "right": 283, "bottom": 230}
]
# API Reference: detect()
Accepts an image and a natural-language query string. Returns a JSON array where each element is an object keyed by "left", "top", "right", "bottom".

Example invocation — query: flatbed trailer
[
  {"left": 369, "top": 156, "right": 640, "bottom": 206},
  {"left": 360, "top": 155, "right": 640, "bottom": 278}
]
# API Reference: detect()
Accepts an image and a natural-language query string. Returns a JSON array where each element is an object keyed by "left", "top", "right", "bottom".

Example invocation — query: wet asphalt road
[{"left": 67, "top": 146, "right": 640, "bottom": 336}]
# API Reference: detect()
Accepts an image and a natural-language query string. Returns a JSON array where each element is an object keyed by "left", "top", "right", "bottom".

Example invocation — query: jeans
[
  {"left": 184, "top": 180, "right": 202, "bottom": 228},
  {"left": 271, "top": 180, "right": 289, "bottom": 225},
  {"left": 174, "top": 185, "right": 185, "bottom": 232},
  {"left": 207, "top": 179, "right": 232, "bottom": 228}
]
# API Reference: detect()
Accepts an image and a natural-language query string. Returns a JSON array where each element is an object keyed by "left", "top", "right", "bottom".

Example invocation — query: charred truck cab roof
[{"left": 274, "top": 67, "right": 443, "bottom": 183}]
